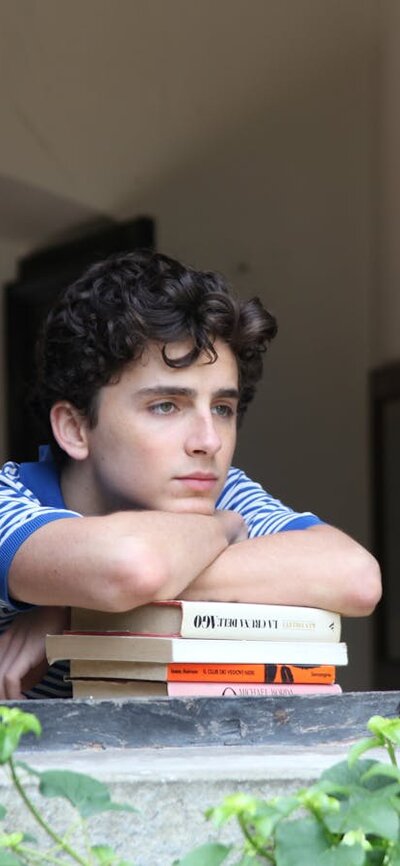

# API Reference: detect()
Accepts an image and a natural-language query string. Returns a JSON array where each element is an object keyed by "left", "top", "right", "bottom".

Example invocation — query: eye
[
  {"left": 150, "top": 401, "right": 177, "bottom": 415},
  {"left": 212, "top": 403, "right": 235, "bottom": 418}
]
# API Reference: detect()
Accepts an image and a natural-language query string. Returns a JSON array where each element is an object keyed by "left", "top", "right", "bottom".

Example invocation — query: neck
[{"left": 60, "top": 460, "right": 104, "bottom": 515}]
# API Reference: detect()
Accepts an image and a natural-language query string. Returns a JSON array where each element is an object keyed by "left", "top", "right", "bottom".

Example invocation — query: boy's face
[{"left": 76, "top": 339, "right": 239, "bottom": 516}]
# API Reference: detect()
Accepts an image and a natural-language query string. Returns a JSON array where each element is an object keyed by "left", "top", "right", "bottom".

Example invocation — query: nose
[{"left": 185, "top": 412, "right": 222, "bottom": 456}]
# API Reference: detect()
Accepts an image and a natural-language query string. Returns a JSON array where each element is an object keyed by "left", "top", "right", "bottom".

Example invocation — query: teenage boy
[{"left": 0, "top": 251, "right": 381, "bottom": 699}]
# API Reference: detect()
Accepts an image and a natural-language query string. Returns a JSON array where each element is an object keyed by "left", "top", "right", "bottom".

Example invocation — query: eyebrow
[{"left": 136, "top": 386, "right": 240, "bottom": 400}]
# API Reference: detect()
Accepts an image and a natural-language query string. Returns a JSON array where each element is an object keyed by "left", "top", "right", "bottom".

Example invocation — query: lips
[{"left": 175, "top": 473, "right": 218, "bottom": 492}]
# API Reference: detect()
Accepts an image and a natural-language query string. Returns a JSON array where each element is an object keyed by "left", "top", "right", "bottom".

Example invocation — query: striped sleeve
[
  {"left": 216, "top": 466, "right": 322, "bottom": 536},
  {"left": 0, "top": 462, "right": 80, "bottom": 611}
]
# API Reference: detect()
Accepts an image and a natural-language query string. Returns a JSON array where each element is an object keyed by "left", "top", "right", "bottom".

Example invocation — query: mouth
[{"left": 174, "top": 474, "right": 218, "bottom": 492}]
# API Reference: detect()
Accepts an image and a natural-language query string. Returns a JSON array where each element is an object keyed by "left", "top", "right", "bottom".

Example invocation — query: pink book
[
  {"left": 167, "top": 682, "right": 342, "bottom": 697},
  {"left": 71, "top": 679, "right": 342, "bottom": 699}
]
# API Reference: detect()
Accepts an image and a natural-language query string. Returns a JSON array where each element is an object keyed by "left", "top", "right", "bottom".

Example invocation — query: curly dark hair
[{"left": 31, "top": 249, "right": 277, "bottom": 463}]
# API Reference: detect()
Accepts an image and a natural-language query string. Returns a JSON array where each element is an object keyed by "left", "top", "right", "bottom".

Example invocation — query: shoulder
[
  {"left": 0, "top": 460, "right": 23, "bottom": 484},
  {"left": 0, "top": 459, "right": 80, "bottom": 610},
  {"left": 0, "top": 461, "right": 38, "bottom": 500},
  {"left": 218, "top": 466, "right": 323, "bottom": 534},
  {"left": 217, "top": 466, "right": 282, "bottom": 508}
]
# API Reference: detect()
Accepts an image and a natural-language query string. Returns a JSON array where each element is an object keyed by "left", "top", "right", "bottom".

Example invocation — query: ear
[{"left": 50, "top": 401, "right": 89, "bottom": 461}]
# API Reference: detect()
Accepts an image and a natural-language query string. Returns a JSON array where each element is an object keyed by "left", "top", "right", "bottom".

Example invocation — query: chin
[{"left": 169, "top": 498, "right": 215, "bottom": 516}]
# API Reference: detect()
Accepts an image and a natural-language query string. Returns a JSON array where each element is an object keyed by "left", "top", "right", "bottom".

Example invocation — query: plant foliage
[
  {"left": 0, "top": 706, "right": 135, "bottom": 865},
  {"left": 175, "top": 714, "right": 400, "bottom": 866},
  {"left": 0, "top": 707, "right": 399, "bottom": 866}
]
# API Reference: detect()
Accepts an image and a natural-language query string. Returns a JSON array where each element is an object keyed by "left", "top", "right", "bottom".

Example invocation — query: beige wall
[
  {"left": 375, "top": 1, "right": 400, "bottom": 366},
  {"left": 0, "top": 238, "right": 26, "bottom": 461}
]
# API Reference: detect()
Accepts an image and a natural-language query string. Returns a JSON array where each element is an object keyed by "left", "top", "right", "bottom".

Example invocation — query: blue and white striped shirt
[{"left": 0, "top": 455, "right": 321, "bottom": 698}]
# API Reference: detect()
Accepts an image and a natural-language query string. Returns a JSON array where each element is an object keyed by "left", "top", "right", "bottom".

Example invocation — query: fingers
[
  {"left": 216, "top": 510, "right": 247, "bottom": 544},
  {"left": 0, "top": 634, "right": 25, "bottom": 700},
  {"left": 0, "top": 607, "right": 65, "bottom": 700},
  {"left": 0, "top": 622, "right": 46, "bottom": 700},
  {"left": 2, "top": 669, "right": 24, "bottom": 701},
  {"left": 0, "top": 630, "right": 23, "bottom": 699}
]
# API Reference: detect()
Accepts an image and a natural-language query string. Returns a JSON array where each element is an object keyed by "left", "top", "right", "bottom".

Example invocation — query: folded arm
[
  {"left": 1, "top": 506, "right": 245, "bottom": 698},
  {"left": 8, "top": 508, "right": 246, "bottom": 611},
  {"left": 179, "top": 523, "right": 382, "bottom": 616}
]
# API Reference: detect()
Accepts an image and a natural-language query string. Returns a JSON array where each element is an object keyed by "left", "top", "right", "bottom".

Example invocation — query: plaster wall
[
  {"left": 0, "top": 238, "right": 26, "bottom": 462},
  {"left": 375, "top": 1, "right": 400, "bottom": 366}
]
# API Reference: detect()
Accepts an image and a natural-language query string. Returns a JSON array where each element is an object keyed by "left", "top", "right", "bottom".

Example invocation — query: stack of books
[{"left": 45, "top": 600, "right": 347, "bottom": 699}]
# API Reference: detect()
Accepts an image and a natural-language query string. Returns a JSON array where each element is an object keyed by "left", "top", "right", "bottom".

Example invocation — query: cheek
[{"left": 221, "top": 427, "right": 237, "bottom": 459}]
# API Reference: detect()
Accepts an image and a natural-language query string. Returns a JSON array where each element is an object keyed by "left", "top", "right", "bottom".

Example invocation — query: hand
[
  {"left": 215, "top": 509, "right": 248, "bottom": 545},
  {"left": 0, "top": 606, "right": 69, "bottom": 700}
]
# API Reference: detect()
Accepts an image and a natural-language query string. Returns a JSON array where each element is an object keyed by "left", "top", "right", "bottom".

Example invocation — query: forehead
[{"left": 126, "top": 338, "right": 239, "bottom": 387}]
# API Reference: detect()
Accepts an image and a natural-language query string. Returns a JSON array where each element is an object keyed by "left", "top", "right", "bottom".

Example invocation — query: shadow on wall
[{"left": 0, "top": 173, "right": 104, "bottom": 244}]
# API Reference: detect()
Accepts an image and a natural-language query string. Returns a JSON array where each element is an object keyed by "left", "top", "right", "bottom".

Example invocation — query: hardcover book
[
  {"left": 71, "top": 600, "right": 341, "bottom": 642},
  {"left": 46, "top": 633, "right": 348, "bottom": 666},
  {"left": 71, "top": 679, "right": 343, "bottom": 699}
]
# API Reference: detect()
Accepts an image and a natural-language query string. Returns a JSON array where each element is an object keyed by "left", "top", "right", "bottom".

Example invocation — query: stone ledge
[
  {"left": 0, "top": 741, "right": 388, "bottom": 782},
  {"left": 7, "top": 690, "right": 400, "bottom": 751}
]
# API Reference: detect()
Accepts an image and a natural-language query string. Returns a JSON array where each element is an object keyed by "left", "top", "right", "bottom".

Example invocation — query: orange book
[
  {"left": 69, "top": 659, "right": 336, "bottom": 684},
  {"left": 167, "top": 663, "right": 336, "bottom": 684}
]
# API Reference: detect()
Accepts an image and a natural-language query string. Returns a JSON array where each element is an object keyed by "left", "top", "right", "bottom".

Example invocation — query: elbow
[
  {"left": 342, "top": 550, "right": 382, "bottom": 617},
  {"left": 101, "top": 544, "right": 169, "bottom": 613}
]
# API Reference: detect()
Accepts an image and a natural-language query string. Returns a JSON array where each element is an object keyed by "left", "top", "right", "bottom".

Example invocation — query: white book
[
  {"left": 47, "top": 633, "right": 348, "bottom": 666},
  {"left": 71, "top": 600, "right": 341, "bottom": 642}
]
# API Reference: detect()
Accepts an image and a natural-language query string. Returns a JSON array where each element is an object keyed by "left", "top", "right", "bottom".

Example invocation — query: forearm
[
  {"left": 180, "top": 524, "right": 382, "bottom": 617},
  {"left": 8, "top": 509, "right": 240, "bottom": 612}
]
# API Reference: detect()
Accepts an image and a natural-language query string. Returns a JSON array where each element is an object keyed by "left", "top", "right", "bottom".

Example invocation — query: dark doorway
[
  {"left": 371, "top": 361, "right": 400, "bottom": 690},
  {"left": 5, "top": 217, "right": 155, "bottom": 462}
]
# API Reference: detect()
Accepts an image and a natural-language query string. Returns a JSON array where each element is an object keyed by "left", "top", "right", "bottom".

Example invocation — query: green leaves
[
  {"left": 16, "top": 762, "right": 135, "bottom": 818},
  {"left": 0, "top": 708, "right": 41, "bottom": 765},
  {"left": 91, "top": 843, "right": 136, "bottom": 866},
  {"left": 207, "top": 792, "right": 259, "bottom": 826},
  {"left": 173, "top": 843, "right": 231, "bottom": 866},
  {"left": 0, "top": 853, "right": 24, "bottom": 866},
  {"left": 368, "top": 716, "right": 400, "bottom": 746},
  {"left": 179, "top": 713, "right": 400, "bottom": 866},
  {"left": 0, "top": 708, "right": 136, "bottom": 865},
  {"left": 36, "top": 769, "right": 136, "bottom": 818},
  {"left": 348, "top": 717, "right": 400, "bottom": 768},
  {"left": 275, "top": 816, "right": 366, "bottom": 866},
  {"left": 0, "top": 706, "right": 399, "bottom": 866},
  {"left": 326, "top": 792, "right": 399, "bottom": 840}
]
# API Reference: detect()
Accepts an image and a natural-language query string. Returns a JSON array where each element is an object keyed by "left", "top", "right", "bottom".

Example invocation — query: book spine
[
  {"left": 179, "top": 602, "right": 341, "bottom": 641},
  {"left": 167, "top": 664, "right": 336, "bottom": 684},
  {"left": 48, "top": 633, "right": 347, "bottom": 666},
  {"left": 167, "top": 682, "right": 342, "bottom": 697}
]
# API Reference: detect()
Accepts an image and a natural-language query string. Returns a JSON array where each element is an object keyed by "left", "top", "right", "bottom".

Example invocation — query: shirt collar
[{"left": 19, "top": 446, "right": 66, "bottom": 509}]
